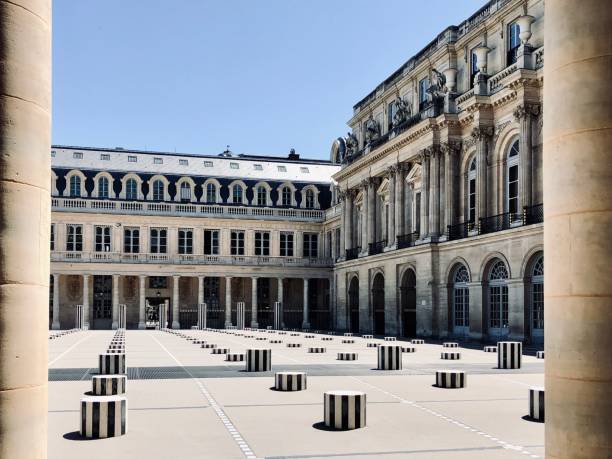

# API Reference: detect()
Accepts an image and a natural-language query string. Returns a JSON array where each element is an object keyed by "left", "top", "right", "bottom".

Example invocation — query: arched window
[
  {"left": 98, "top": 176, "right": 109, "bottom": 199},
  {"left": 256, "top": 186, "right": 267, "bottom": 206},
  {"left": 488, "top": 260, "right": 509, "bottom": 336},
  {"left": 206, "top": 183, "right": 217, "bottom": 204},
  {"left": 152, "top": 180, "right": 165, "bottom": 201},
  {"left": 452, "top": 265, "right": 470, "bottom": 336},
  {"left": 305, "top": 189, "right": 315, "bottom": 209},
  {"left": 179, "top": 182, "right": 191, "bottom": 202},
  {"left": 125, "top": 178, "right": 138, "bottom": 200},
  {"left": 532, "top": 256, "right": 544, "bottom": 337},
  {"left": 467, "top": 157, "right": 477, "bottom": 223},
  {"left": 232, "top": 185, "right": 243, "bottom": 204},
  {"left": 507, "top": 140, "right": 520, "bottom": 217},
  {"left": 70, "top": 175, "right": 81, "bottom": 198}
]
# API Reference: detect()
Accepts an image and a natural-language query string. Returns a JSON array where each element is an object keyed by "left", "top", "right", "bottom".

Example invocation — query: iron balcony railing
[
  {"left": 345, "top": 247, "right": 360, "bottom": 261},
  {"left": 396, "top": 232, "right": 419, "bottom": 249},
  {"left": 447, "top": 221, "right": 476, "bottom": 241},
  {"left": 524, "top": 203, "right": 543, "bottom": 225},
  {"left": 368, "top": 240, "right": 387, "bottom": 256},
  {"left": 50, "top": 252, "right": 333, "bottom": 267}
]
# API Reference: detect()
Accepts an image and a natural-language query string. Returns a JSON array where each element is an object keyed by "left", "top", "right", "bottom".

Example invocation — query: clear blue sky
[{"left": 53, "top": 0, "right": 483, "bottom": 160}]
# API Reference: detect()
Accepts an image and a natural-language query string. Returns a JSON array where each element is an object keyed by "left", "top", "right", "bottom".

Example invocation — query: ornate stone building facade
[
  {"left": 325, "top": 0, "right": 544, "bottom": 343},
  {"left": 51, "top": 0, "right": 545, "bottom": 344}
]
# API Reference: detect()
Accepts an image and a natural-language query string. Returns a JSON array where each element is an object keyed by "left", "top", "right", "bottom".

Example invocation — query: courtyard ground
[{"left": 48, "top": 329, "right": 544, "bottom": 459}]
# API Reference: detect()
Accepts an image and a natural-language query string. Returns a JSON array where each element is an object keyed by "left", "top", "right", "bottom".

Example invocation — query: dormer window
[
  {"left": 128, "top": 155, "right": 137, "bottom": 162},
  {"left": 73, "top": 152, "right": 83, "bottom": 159},
  {"left": 230, "top": 162, "right": 239, "bottom": 169},
  {"left": 277, "top": 165, "right": 287, "bottom": 172},
  {"left": 154, "top": 157, "right": 163, "bottom": 165},
  {"left": 281, "top": 187, "right": 292, "bottom": 206},
  {"left": 418, "top": 77, "right": 429, "bottom": 111},
  {"left": 204, "top": 161, "right": 213, "bottom": 167},
  {"left": 51, "top": 150, "right": 56, "bottom": 157},
  {"left": 179, "top": 159, "right": 188, "bottom": 166},
  {"left": 300, "top": 167, "right": 309, "bottom": 173},
  {"left": 100, "top": 154, "right": 110, "bottom": 161},
  {"left": 254, "top": 164, "right": 263, "bottom": 171}
]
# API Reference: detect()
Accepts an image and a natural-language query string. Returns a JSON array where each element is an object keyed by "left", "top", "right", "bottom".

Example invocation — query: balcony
[
  {"left": 524, "top": 203, "right": 543, "bottom": 225},
  {"left": 51, "top": 252, "right": 333, "bottom": 267},
  {"left": 345, "top": 247, "right": 360, "bottom": 261},
  {"left": 447, "top": 221, "right": 476, "bottom": 241},
  {"left": 397, "top": 232, "right": 419, "bottom": 249},
  {"left": 368, "top": 240, "right": 387, "bottom": 256},
  {"left": 51, "top": 197, "right": 325, "bottom": 222}
]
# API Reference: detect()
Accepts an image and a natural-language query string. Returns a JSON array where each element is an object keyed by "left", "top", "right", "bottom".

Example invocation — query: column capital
[
  {"left": 470, "top": 125, "right": 494, "bottom": 141},
  {"left": 440, "top": 141, "right": 462, "bottom": 156},
  {"left": 83, "top": 273, "right": 90, "bottom": 279},
  {"left": 513, "top": 102, "right": 541, "bottom": 121}
]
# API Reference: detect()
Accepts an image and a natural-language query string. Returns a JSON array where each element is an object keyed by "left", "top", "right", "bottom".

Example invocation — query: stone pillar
[
  {"left": 387, "top": 166, "right": 396, "bottom": 247},
  {"left": 420, "top": 152, "right": 430, "bottom": 238},
  {"left": 467, "top": 283, "right": 483, "bottom": 341},
  {"left": 473, "top": 127, "right": 493, "bottom": 222},
  {"left": 360, "top": 181, "right": 368, "bottom": 252},
  {"left": 277, "top": 277, "right": 285, "bottom": 328},
  {"left": 429, "top": 147, "right": 440, "bottom": 238},
  {"left": 339, "top": 194, "right": 346, "bottom": 256},
  {"left": 172, "top": 275, "right": 180, "bottom": 329},
  {"left": 51, "top": 274, "right": 60, "bottom": 330},
  {"left": 302, "top": 278, "right": 310, "bottom": 329},
  {"left": 443, "top": 142, "right": 458, "bottom": 230},
  {"left": 82, "top": 274, "right": 90, "bottom": 330},
  {"left": 367, "top": 178, "right": 376, "bottom": 246},
  {"left": 394, "top": 163, "right": 405, "bottom": 240},
  {"left": 251, "top": 277, "right": 258, "bottom": 328},
  {"left": 224, "top": 276, "right": 232, "bottom": 327},
  {"left": 138, "top": 275, "right": 146, "bottom": 329},
  {"left": 514, "top": 104, "right": 538, "bottom": 209},
  {"left": 112, "top": 274, "right": 119, "bottom": 329},
  {"left": 344, "top": 191, "right": 353, "bottom": 251},
  {"left": 507, "top": 279, "right": 524, "bottom": 341},
  {"left": 197, "top": 275, "right": 204, "bottom": 306},
  {"left": 545, "top": 2, "right": 612, "bottom": 457}
]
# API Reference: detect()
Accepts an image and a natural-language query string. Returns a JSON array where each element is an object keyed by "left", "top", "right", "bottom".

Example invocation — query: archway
[
  {"left": 372, "top": 273, "right": 385, "bottom": 335},
  {"left": 449, "top": 264, "right": 470, "bottom": 339},
  {"left": 525, "top": 252, "right": 544, "bottom": 344},
  {"left": 348, "top": 277, "right": 359, "bottom": 333},
  {"left": 400, "top": 269, "right": 417, "bottom": 337}
]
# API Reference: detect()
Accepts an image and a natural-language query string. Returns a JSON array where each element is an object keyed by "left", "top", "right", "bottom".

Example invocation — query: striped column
[
  {"left": 441, "top": 351, "right": 461, "bottom": 360},
  {"left": 80, "top": 395, "right": 127, "bottom": 438},
  {"left": 92, "top": 375, "right": 127, "bottom": 395},
  {"left": 529, "top": 386, "right": 545, "bottom": 421},
  {"left": 324, "top": 391, "right": 366, "bottom": 430},
  {"left": 377, "top": 344, "right": 402, "bottom": 370},
  {"left": 337, "top": 352, "right": 358, "bottom": 361},
  {"left": 436, "top": 370, "right": 466, "bottom": 388},
  {"left": 99, "top": 353, "right": 126, "bottom": 375},
  {"left": 245, "top": 348, "right": 272, "bottom": 372},
  {"left": 274, "top": 371, "right": 307, "bottom": 391},
  {"left": 497, "top": 341, "right": 522, "bottom": 369}
]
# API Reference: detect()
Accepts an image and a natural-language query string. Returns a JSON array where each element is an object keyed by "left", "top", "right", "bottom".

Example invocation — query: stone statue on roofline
[
  {"left": 345, "top": 131, "right": 358, "bottom": 158},
  {"left": 428, "top": 68, "right": 448, "bottom": 99},
  {"left": 392, "top": 97, "right": 412, "bottom": 127},
  {"left": 364, "top": 115, "right": 380, "bottom": 144}
]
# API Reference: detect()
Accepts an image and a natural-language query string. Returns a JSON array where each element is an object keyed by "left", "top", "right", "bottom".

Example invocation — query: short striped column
[
  {"left": 366, "top": 342, "right": 378, "bottom": 348},
  {"left": 441, "top": 351, "right": 461, "bottom": 360},
  {"left": 484, "top": 346, "right": 497, "bottom": 353},
  {"left": 290, "top": 332, "right": 300, "bottom": 336},
  {"left": 435, "top": 370, "right": 466, "bottom": 388},
  {"left": 443, "top": 342, "right": 458, "bottom": 348},
  {"left": 321, "top": 337, "right": 333, "bottom": 341},
  {"left": 536, "top": 351, "right": 545, "bottom": 359},
  {"left": 304, "top": 334, "right": 315, "bottom": 339},
  {"left": 99, "top": 353, "right": 126, "bottom": 375},
  {"left": 269, "top": 339, "right": 283, "bottom": 344},
  {"left": 362, "top": 334, "right": 373, "bottom": 339},
  {"left": 107, "top": 348, "right": 125, "bottom": 354},
  {"left": 212, "top": 348, "right": 229, "bottom": 354},
  {"left": 92, "top": 375, "right": 127, "bottom": 395},
  {"left": 245, "top": 348, "right": 272, "bottom": 372},
  {"left": 342, "top": 339, "right": 355, "bottom": 344},
  {"left": 337, "top": 352, "right": 357, "bottom": 361},
  {"left": 343, "top": 332, "right": 353, "bottom": 337},
  {"left": 80, "top": 395, "right": 127, "bottom": 438},
  {"left": 256, "top": 337, "right": 267, "bottom": 341},
  {"left": 402, "top": 346, "right": 416, "bottom": 353},
  {"left": 377, "top": 344, "right": 402, "bottom": 370},
  {"left": 202, "top": 343, "right": 217, "bottom": 349},
  {"left": 324, "top": 391, "right": 366, "bottom": 430},
  {"left": 226, "top": 353, "right": 244, "bottom": 362},
  {"left": 308, "top": 347, "right": 326, "bottom": 353},
  {"left": 287, "top": 343, "right": 301, "bottom": 348},
  {"left": 384, "top": 337, "right": 396, "bottom": 342},
  {"left": 274, "top": 371, "right": 307, "bottom": 391},
  {"left": 411, "top": 339, "right": 424, "bottom": 344},
  {"left": 529, "top": 386, "right": 545, "bottom": 421},
  {"left": 497, "top": 341, "right": 522, "bottom": 369}
]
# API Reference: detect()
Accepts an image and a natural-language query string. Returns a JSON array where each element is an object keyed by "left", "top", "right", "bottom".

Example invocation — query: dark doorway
[
  {"left": 348, "top": 277, "right": 359, "bottom": 333},
  {"left": 400, "top": 269, "right": 417, "bottom": 337},
  {"left": 204, "top": 277, "right": 224, "bottom": 329},
  {"left": 309, "top": 279, "right": 330, "bottom": 331},
  {"left": 92, "top": 275, "right": 112, "bottom": 329},
  {"left": 372, "top": 273, "right": 385, "bottom": 335},
  {"left": 257, "top": 278, "right": 272, "bottom": 328},
  {"left": 146, "top": 296, "right": 169, "bottom": 329}
]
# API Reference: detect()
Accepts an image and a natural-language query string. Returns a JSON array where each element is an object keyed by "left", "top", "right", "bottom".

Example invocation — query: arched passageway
[
  {"left": 372, "top": 273, "right": 385, "bottom": 335},
  {"left": 348, "top": 277, "right": 359, "bottom": 333},
  {"left": 400, "top": 269, "right": 417, "bottom": 337}
]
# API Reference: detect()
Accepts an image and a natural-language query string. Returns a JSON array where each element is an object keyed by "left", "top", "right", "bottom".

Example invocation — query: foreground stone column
[
  {"left": 51, "top": 274, "right": 60, "bottom": 330},
  {"left": 82, "top": 274, "right": 90, "bottom": 329},
  {"left": 0, "top": 0, "right": 51, "bottom": 456},
  {"left": 544, "top": 2, "right": 612, "bottom": 457},
  {"left": 277, "top": 277, "right": 284, "bottom": 328},
  {"left": 111, "top": 274, "right": 119, "bottom": 329},
  {"left": 224, "top": 276, "right": 232, "bottom": 328},
  {"left": 251, "top": 277, "right": 258, "bottom": 328},
  {"left": 172, "top": 275, "right": 180, "bottom": 329},
  {"left": 138, "top": 275, "right": 146, "bottom": 329},
  {"left": 302, "top": 278, "right": 310, "bottom": 329}
]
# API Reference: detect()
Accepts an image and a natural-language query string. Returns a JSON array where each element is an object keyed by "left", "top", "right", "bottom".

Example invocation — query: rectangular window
[
  {"left": 123, "top": 227, "right": 140, "bottom": 253},
  {"left": 507, "top": 21, "right": 521, "bottom": 64},
  {"left": 230, "top": 231, "right": 245, "bottom": 255},
  {"left": 300, "top": 167, "right": 309, "bottom": 173},
  {"left": 418, "top": 77, "right": 429, "bottom": 110},
  {"left": 254, "top": 231, "right": 270, "bottom": 256},
  {"left": 277, "top": 165, "right": 287, "bottom": 172},
  {"left": 469, "top": 178, "right": 476, "bottom": 222},
  {"left": 66, "top": 224, "right": 83, "bottom": 252},
  {"left": 128, "top": 155, "right": 137, "bottom": 162},
  {"left": 204, "top": 160, "right": 214, "bottom": 167},
  {"left": 50, "top": 224, "right": 55, "bottom": 251},
  {"left": 149, "top": 276, "right": 167, "bottom": 289},
  {"left": 204, "top": 229, "right": 219, "bottom": 255},
  {"left": 253, "top": 164, "right": 263, "bottom": 171},
  {"left": 51, "top": 150, "right": 56, "bottom": 158},
  {"left": 94, "top": 225, "right": 112, "bottom": 252},
  {"left": 388, "top": 100, "right": 398, "bottom": 130},
  {"left": 153, "top": 157, "right": 163, "bottom": 165},
  {"left": 73, "top": 152, "right": 83, "bottom": 159},
  {"left": 280, "top": 232, "right": 294, "bottom": 257},
  {"left": 508, "top": 164, "right": 519, "bottom": 215},
  {"left": 178, "top": 228, "right": 193, "bottom": 254},
  {"left": 100, "top": 153, "right": 110, "bottom": 161},
  {"left": 303, "top": 233, "right": 318, "bottom": 258},
  {"left": 179, "top": 159, "right": 188, "bottom": 166},
  {"left": 470, "top": 47, "right": 480, "bottom": 87},
  {"left": 150, "top": 228, "right": 167, "bottom": 254},
  {"left": 415, "top": 192, "right": 421, "bottom": 234},
  {"left": 230, "top": 162, "right": 239, "bottom": 169}
]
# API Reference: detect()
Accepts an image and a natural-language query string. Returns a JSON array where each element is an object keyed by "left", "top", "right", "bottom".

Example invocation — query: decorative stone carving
[
  {"left": 392, "top": 97, "right": 412, "bottom": 127},
  {"left": 428, "top": 68, "right": 447, "bottom": 98},
  {"left": 440, "top": 141, "right": 462, "bottom": 156},
  {"left": 470, "top": 126, "right": 494, "bottom": 141},
  {"left": 513, "top": 103, "right": 541, "bottom": 121},
  {"left": 345, "top": 131, "right": 358, "bottom": 158},
  {"left": 364, "top": 115, "right": 380, "bottom": 144}
]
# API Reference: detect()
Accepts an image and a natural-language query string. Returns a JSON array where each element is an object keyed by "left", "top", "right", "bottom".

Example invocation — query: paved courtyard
[{"left": 48, "top": 330, "right": 544, "bottom": 458}]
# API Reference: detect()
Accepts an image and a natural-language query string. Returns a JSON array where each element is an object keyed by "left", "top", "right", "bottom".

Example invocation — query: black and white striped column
[
  {"left": 245, "top": 348, "right": 272, "bottom": 372},
  {"left": 337, "top": 352, "right": 357, "bottom": 361},
  {"left": 99, "top": 353, "right": 126, "bottom": 375},
  {"left": 377, "top": 344, "right": 402, "bottom": 370},
  {"left": 362, "top": 334, "right": 373, "bottom": 339},
  {"left": 536, "top": 351, "right": 545, "bottom": 359},
  {"left": 342, "top": 339, "right": 355, "bottom": 344},
  {"left": 384, "top": 337, "right": 396, "bottom": 342},
  {"left": 443, "top": 342, "right": 458, "bottom": 348},
  {"left": 411, "top": 339, "right": 424, "bottom": 344},
  {"left": 274, "top": 371, "right": 307, "bottom": 391},
  {"left": 226, "top": 353, "right": 244, "bottom": 362},
  {"left": 402, "top": 346, "right": 416, "bottom": 353},
  {"left": 435, "top": 370, "right": 466, "bottom": 388},
  {"left": 366, "top": 342, "right": 378, "bottom": 348},
  {"left": 324, "top": 391, "right": 366, "bottom": 430},
  {"left": 529, "top": 386, "right": 545, "bottom": 421},
  {"left": 92, "top": 375, "right": 127, "bottom": 395},
  {"left": 497, "top": 341, "right": 522, "bottom": 369},
  {"left": 80, "top": 395, "right": 127, "bottom": 438},
  {"left": 287, "top": 343, "right": 301, "bottom": 348},
  {"left": 308, "top": 347, "right": 326, "bottom": 353},
  {"left": 211, "top": 348, "right": 229, "bottom": 354},
  {"left": 484, "top": 346, "right": 497, "bottom": 353},
  {"left": 441, "top": 351, "right": 461, "bottom": 360}
]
